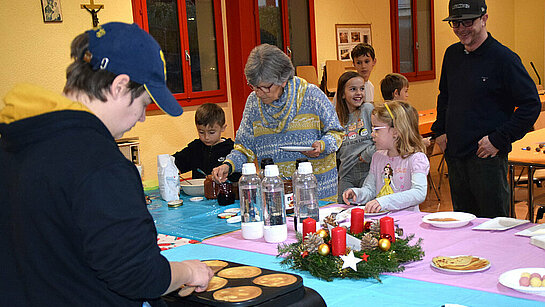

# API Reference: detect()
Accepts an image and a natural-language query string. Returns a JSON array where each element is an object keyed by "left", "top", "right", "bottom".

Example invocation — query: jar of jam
[
  {"left": 204, "top": 175, "right": 219, "bottom": 199},
  {"left": 217, "top": 182, "right": 235, "bottom": 206}
]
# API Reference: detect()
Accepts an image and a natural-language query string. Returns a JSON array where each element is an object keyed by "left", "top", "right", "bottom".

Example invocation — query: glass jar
[
  {"left": 204, "top": 175, "right": 219, "bottom": 199},
  {"left": 217, "top": 182, "right": 235, "bottom": 206}
]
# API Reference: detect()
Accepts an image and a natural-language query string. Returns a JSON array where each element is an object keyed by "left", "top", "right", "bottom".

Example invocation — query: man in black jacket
[
  {"left": 0, "top": 22, "right": 212, "bottom": 306},
  {"left": 431, "top": 0, "right": 541, "bottom": 218}
]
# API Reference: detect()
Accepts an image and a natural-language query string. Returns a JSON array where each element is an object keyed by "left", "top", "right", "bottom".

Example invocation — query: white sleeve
[
  {"left": 375, "top": 172, "right": 427, "bottom": 210},
  {"left": 349, "top": 171, "right": 377, "bottom": 204}
]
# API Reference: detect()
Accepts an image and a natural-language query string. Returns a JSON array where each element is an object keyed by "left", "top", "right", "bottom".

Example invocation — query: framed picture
[
  {"left": 41, "top": 0, "right": 63, "bottom": 22},
  {"left": 335, "top": 24, "right": 372, "bottom": 61}
]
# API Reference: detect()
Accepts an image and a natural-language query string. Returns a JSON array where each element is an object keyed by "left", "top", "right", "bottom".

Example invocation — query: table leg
[
  {"left": 509, "top": 164, "right": 515, "bottom": 218},
  {"left": 528, "top": 166, "right": 535, "bottom": 222}
]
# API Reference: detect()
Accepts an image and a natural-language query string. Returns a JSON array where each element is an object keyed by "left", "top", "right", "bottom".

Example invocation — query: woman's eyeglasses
[
  {"left": 248, "top": 83, "right": 274, "bottom": 93},
  {"left": 448, "top": 16, "right": 481, "bottom": 28}
]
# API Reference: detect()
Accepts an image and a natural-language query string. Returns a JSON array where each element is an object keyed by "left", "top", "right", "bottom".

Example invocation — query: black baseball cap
[{"left": 443, "top": 0, "right": 487, "bottom": 21}]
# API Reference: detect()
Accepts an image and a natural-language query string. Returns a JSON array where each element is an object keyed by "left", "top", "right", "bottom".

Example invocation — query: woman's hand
[
  {"left": 364, "top": 199, "right": 382, "bottom": 213},
  {"left": 342, "top": 189, "right": 356, "bottom": 205},
  {"left": 211, "top": 164, "right": 229, "bottom": 183},
  {"left": 302, "top": 141, "right": 322, "bottom": 158}
]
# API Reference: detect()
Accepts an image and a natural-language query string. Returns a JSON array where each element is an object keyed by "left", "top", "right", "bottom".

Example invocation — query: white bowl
[
  {"left": 422, "top": 212, "right": 476, "bottom": 228},
  {"left": 180, "top": 178, "right": 205, "bottom": 196}
]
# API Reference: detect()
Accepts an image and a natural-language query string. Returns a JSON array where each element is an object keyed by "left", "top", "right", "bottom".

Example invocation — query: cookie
[
  {"left": 253, "top": 273, "right": 297, "bottom": 287},
  {"left": 213, "top": 286, "right": 262, "bottom": 302}
]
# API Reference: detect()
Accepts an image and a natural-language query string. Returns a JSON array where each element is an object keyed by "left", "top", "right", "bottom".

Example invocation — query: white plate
[
  {"left": 366, "top": 210, "right": 390, "bottom": 217},
  {"left": 515, "top": 224, "right": 545, "bottom": 237},
  {"left": 430, "top": 255, "right": 491, "bottom": 273},
  {"left": 472, "top": 217, "right": 530, "bottom": 231},
  {"left": 422, "top": 212, "right": 476, "bottom": 229},
  {"left": 499, "top": 268, "right": 545, "bottom": 296},
  {"left": 189, "top": 196, "right": 204, "bottom": 202},
  {"left": 280, "top": 146, "right": 314, "bottom": 152},
  {"left": 334, "top": 206, "right": 390, "bottom": 222}
]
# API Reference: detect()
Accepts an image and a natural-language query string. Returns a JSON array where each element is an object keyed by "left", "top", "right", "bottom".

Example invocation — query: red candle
[
  {"left": 380, "top": 216, "right": 396, "bottom": 243},
  {"left": 350, "top": 208, "right": 364, "bottom": 234},
  {"left": 302, "top": 217, "right": 316, "bottom": 239},
  {"left": 331, "top": 226, "right": 346, "bottom": 256}
]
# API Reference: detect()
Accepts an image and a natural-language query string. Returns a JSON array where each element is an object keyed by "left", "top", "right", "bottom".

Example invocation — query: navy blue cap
[{"left": 86, "top": 22, "right": 183, "bottom": 116}]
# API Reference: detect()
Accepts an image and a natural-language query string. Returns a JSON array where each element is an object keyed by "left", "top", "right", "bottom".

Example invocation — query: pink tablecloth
[{"left": 204, "top": 208, "right": 545, "bottom": 302}]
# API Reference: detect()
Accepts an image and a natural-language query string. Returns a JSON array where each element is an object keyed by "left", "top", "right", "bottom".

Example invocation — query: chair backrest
[
  {"left": 325, "top": 60, "right": 346, "bottom": 95},
  {"left": 535, "top": 111, "right": 545, "bottom": 130},
  {"left": 296, "top": 65, "right": 319, "bottom": 86}
]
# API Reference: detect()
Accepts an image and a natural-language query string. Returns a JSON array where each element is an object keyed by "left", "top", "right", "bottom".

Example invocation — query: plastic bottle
[
  {"left": 261, "top": 164, "right": 287, "bottom": 243},
  {"left": 238, "top": 163, "right": 264, "bottom": 240},
  {"left": 294, "top": 162, "right": 319, "bottom": 233},
  {"left": 290, "top": 158, "right": 308, "bottom": 218},
  {"left": 259, "top": 158, "right": 274, "bottom": 180}
]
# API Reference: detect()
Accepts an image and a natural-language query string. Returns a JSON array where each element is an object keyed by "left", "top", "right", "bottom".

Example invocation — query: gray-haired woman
[{"left": 212, "top": 44, "right": 343, "bottom": 201}]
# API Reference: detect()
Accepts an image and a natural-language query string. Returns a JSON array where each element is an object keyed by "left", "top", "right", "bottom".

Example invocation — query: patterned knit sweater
[{"left": 225, "top": 77, "right": 344, "bottom": 201}]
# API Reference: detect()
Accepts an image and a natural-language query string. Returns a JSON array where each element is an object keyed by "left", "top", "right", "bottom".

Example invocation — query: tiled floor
[{"left": 420, "top": 155, "right": 544, "bottom": 224}]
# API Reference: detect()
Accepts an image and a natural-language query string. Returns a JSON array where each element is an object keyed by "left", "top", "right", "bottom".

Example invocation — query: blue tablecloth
[
  {"left": 163, "top": 244, "right": 543, "bottom": 307},
  {"left": 146, "top": 190, "right": 241, "bottom": 241},
  {"left": 147, "top": 189, "right": 330, "bottom": 241}
]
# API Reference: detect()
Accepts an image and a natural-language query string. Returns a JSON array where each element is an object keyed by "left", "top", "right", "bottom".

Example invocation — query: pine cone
[
  {"left": 323, "top": 214, "right": 338, "bottom": 227},
  {"left": 360, "top": 233, "right": 378, "bottom": 250},
  {"left": 369, "top": 219, "right": 381, "bottom": 236},
  {"left": 303, "top": 233, "right": 325, "bottom": 253}
]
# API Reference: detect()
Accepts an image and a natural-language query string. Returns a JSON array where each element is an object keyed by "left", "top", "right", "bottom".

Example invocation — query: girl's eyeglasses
[{"left": 372, "top": 126, "right": 389, "bottom": 132}]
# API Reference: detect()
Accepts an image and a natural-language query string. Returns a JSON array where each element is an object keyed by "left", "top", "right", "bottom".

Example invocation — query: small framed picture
[
  {"left": 335, "top": 24, "right": 372, "bottom": 61},
  {"left": 41, "top": 0, "right": 63, "bottom": 22}
]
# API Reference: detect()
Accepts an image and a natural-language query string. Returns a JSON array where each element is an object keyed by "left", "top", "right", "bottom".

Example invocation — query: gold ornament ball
[
  {"left": 316, "top": 229, "right": 328, "bottom": 239},
  {"left": 318, "top": 243, "right": 330, "bottom": 256},
  {"left": 378, "top": 238, "right": 391, "bottom": 251}
]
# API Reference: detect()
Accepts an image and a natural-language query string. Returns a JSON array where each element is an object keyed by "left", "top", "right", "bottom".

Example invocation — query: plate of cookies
[
  {"left": 422, "top": 212, "right": 476, "bottom": 228},
  {"left": 164, "top": 260, "right": 305, "bottom": 306},
  {"left": 498, "top": 268, "right": 545, "bottom": 296},
  {"left": 431, "top": 255, "right": 491, "bottom": 273}
]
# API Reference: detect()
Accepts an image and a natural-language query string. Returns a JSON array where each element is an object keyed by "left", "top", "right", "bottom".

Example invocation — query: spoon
[{"left": 179, "top": 175, "right": 193, "bottom": 185}]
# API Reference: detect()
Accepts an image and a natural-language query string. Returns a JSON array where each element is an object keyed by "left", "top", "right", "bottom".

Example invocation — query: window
[
  {"left": 256, "top": 0, "right": 317, "bottom": 67},
  {"left": 132, "top": 0, "right": 227, "bottom": 109},
  {"left": 390, "top": 0, "right": 435, "bottom": 81}
]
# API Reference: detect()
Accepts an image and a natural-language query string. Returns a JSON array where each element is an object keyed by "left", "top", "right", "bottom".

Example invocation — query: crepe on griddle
[
  {"left": 213, "top": 286, "right": 262, "bottom": 302},
  {"left": 206, "top": 276, "right": 228, "bottom": 292},
  {"left": 253, "top": 273, "right": 297, "bottom": 287},
  {"left": 217, "top": 266, "right": 262, "bottom": 279}
]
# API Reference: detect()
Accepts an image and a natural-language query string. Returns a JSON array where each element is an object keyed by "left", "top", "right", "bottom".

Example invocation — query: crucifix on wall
[{"left": 81, "top": 0, "right": 104, "bottom": 28}]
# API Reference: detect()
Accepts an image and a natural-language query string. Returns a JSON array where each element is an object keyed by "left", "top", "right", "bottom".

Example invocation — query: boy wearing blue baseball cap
[{"left": 0, "top": 22, "right": 212, "bottom": 306}]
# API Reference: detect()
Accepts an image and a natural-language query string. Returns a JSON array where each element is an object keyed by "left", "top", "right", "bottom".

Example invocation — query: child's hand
[
  {"left": 342, "top": 189, "right": 356, "bottom": 205},
  {"left": 212, "top": 164, "right": 229, "bottom": 183},
  {"left": 364, "top": 199, "right": 382, "bottom": 213}
]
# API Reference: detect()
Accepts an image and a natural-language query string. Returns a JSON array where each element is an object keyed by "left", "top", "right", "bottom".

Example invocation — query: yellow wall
[
  {"left": 0, "top": 0, "right": 233, "bottom": 181},
  {"left": 1, "top": 0, "right": 543, "bottom": 180}
]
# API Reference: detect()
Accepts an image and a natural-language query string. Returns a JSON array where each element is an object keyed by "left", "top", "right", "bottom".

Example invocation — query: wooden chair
[
  {"left": 296, "top": 65, "right": 319, "bottom": 87},
  {"left": 425, "top": 139, "right": 442, "bottom": 201},
  {"left": 325, "top": 60, "right": 346, "bottom": 96}
]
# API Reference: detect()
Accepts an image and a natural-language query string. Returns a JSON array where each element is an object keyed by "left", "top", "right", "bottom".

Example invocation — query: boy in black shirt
[{"left": 173, "top": 103, "right": 241, "bottom": 182}]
